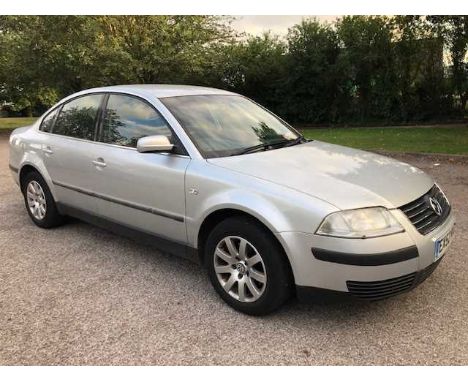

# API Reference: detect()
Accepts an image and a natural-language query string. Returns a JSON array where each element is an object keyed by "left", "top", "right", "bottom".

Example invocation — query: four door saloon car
[{"left": 9, "top": 85, "right": 455, "bottom": 315}]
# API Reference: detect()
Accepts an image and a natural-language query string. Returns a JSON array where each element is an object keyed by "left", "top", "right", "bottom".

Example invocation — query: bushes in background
[{"left": 0, "top": 15, "right": 466, "bottom": 124}]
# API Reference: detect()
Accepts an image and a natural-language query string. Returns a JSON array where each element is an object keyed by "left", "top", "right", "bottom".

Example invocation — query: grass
[
  {"left": 0, "top": 117, "right": 467, "bottom": 155},
  {"left": 0, "top": 117, "right": 37, "bottom": 130},
  {"left": 301, "top": 125, "right": 468, "bottom": 155}
]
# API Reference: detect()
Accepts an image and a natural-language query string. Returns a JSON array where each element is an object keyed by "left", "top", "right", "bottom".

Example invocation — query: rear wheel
[
  {"left": 21, "top": 171, "right": 65, "bottom": 228},
  {"left": 205, "top": 216, "right": 293, "bottom": 315}
]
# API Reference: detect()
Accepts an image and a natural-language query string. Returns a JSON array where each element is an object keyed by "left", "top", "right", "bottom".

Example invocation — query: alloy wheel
[
  {"left": 26, "top": 180, "right": 47, "bottom": 220},
  {"left": 214, "top": 236, "right": 267, "bottom": 303}
]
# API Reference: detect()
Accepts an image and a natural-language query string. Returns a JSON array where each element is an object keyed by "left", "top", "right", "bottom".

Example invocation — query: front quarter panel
[{"left": 185, "top": 159, "right": 338, "bottom": 249}]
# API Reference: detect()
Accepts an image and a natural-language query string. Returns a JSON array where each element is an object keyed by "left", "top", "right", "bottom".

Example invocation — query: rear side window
[
  {"left": 101, "top": 94, "right": 173, "bottom": 148},
  {"left": 39, "top": 108, "right": 59, "bottom": 133},
  {"left": 53, "top": 94, "right": 103, "bottom": 140}
]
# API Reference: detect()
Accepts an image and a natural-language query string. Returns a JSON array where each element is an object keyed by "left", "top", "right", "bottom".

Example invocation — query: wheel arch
[
  {"left": 19, "top": 164, "right": 43, "bottom": 190},
  {"left": 18, "top": 163, "right": 57, "bottom": 201},
  {"left": 196, "top": 208, "right": 295, "bottom": 285}
]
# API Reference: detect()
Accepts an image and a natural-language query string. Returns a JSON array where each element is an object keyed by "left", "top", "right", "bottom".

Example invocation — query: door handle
[
  {"left": 92, "top": 158, "right": 107, "bottom": 168},
  {"left": 42, "top": 146, "right": 53, "bottom": 155}
]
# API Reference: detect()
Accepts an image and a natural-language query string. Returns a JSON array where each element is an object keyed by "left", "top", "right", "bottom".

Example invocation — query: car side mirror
[{"left": 137, "top": 135, "right": 174, "bottom": 153}]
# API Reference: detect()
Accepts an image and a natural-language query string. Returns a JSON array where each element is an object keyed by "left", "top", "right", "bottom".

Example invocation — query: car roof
[{"left": 81, "top": 84, "right": 236, "bottom": 99}]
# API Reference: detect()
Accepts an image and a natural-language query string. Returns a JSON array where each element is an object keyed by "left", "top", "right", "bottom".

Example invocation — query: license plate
[{"left": 434, "top": 228, "right": 454, "bottom": 261}]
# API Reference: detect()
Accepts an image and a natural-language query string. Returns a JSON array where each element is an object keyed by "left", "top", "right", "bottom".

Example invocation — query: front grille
[
  {"left": 400, "top": 184, "right": 450, "bottom": 235},
  {"left": 346, "top": 259, "right": 442, "bottom": 301}
]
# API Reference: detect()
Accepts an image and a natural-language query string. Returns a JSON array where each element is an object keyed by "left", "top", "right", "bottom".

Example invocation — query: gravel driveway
[{"left": 0, "top": 135, "right": 467, "bottom": 365}]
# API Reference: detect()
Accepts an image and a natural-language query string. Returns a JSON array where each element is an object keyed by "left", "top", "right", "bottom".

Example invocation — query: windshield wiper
[
  {"left": 280, "top": 136, "right": 306, "bottom": 148},
  {"left": 233, "top": 136, "right": 307, "bottom": 156},
  {"left": 234, "top": 143, "right": 270, "bottom": 156}
]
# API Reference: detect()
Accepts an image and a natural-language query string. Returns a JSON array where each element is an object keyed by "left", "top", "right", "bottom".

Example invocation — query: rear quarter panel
[{"left": 9, "top": 124, "right": 56, "bottom": 196}]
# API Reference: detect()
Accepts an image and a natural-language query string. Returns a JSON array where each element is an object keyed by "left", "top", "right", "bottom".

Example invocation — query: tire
[
  {"left": 21, "top": 171, "right": 65, "bottom": 228},
  {"left": 205, "top": 216, "right": 293, "bottom": 316}
]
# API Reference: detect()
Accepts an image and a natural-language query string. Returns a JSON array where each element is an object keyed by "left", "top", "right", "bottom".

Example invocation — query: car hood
[{"left": 207, "top": 140, "right": 434, "bottom": 210}]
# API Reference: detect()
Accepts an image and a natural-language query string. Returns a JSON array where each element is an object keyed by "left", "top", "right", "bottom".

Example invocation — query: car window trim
[
  {"left": 94, "top": 93, "right": 109, "bottom": 142},
  {"left": 48, "top": 92, "right": 106, "bottom": 140},
  {"left": 36, "top": 91, "right": 190, "bottom": 157},
  {"left": 97, "top": 91, "right": 189, "bottom": 157},
  {"left": 39, "top": 104, "right": 61, "bottom": 133}
]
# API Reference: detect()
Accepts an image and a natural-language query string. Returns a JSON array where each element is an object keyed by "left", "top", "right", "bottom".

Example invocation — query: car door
[
  {"left": 40, "top": 93, "right": 104, "bottom": 213},
  {"left": 89, "top": 93, "right": 190, "bottom": 244}
]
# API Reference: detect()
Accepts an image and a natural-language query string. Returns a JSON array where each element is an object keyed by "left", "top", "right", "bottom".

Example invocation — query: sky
[{"left": 230, "top": 15, "right": 340, "bottom": 37}]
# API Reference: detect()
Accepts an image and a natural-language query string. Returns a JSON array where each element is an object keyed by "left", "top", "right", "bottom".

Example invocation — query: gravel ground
[{"left": 0, "top": 136, "right": 467, "bottom": 365}]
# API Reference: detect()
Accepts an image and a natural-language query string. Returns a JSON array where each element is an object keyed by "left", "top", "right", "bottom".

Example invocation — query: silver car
[{"left": 9, "top": 85, "right": 455, "bottom": 315}]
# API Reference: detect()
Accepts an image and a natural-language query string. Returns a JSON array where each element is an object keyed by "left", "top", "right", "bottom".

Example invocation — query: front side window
[
  {"left": 39, "top": 108, "right": 59, "bottom": 133},
  {"left": 160, "top": 95, "right": 300, "bottom": 158},
  {"left": 53, "top": 94, "right": 103, "bottom": 140},
  {"left": 101, "top": 94, "right": 173, "bottom": 148}
]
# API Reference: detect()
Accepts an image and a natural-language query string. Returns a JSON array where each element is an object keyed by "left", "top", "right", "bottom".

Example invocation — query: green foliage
[
  {"left": 0, "top": 15, "right": 466, "bottom": 124},
  {"left": 0, "top": 16, "right": 233, "bottom": 115},
  {"left": 283, "top": 19, "right": 342, "bottom": 123},
  {"left": 220, "top": 32, "right": 286, "bottom": 112},
  {"left": 89, "top": 16, "right": 234, "bottom": 85},
  {"left": 336, "top": 16, "right": 398, "bottom": 122},
  {"left": 393, "top": 16, "right": 448, "bottom": 121},
  {"left": 426, "top": 16, "right": 468, "bottom": 115}
]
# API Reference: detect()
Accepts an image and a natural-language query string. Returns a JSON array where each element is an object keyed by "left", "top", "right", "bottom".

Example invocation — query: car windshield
[{"left": 160, "top": 95, "right": 301, "bottom": 158}]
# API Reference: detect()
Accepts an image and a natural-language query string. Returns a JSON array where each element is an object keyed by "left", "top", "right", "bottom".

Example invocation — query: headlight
[{"left": 316, "top": 207, "right": 404, "bottom": 239}]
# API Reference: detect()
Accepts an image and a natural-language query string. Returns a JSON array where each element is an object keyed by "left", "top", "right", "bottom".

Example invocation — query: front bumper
[
  {"left": 296, "top": 257, "right": 443, "bottom": 302},
  {"left": 276, "top": 209, "right": 455, "bottom": 299}
]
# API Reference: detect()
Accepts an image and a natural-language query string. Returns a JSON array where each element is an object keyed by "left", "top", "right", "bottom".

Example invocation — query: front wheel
[{"left": 205, "top": 216, "right": 293, "bottom": 316}]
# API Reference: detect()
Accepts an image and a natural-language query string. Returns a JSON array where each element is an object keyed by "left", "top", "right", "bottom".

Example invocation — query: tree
[
  {"left": 0, "top": 15, "right": 466, "bottom": 124},
  {"left": 393, "top": 16, "right": 450, "bottom": 121},
  {"left": 91, "top": 16, "right": 234, "bottom": 85},
  {"left": 336, "top": 16, "right": 398, "bottom": 123},
  {"left": 0, "top": 16, "right": 100, "bottom": 115},
  {"left": 427, "top": 16, "right": 468, "bottom": 115},
  {"left": 0, "top": 16, "right": 234, "bottom": 115},
  {"left": 220, "top": 32, "right": 287, "bottom": 112},
  {"left": 284, "top": 18, "right": 342, "bottom": 123}
]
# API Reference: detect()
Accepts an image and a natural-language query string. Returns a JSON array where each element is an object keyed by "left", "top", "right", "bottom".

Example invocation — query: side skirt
[{"left": 57, "top": 203, "right": 199, "bottom": 264}]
